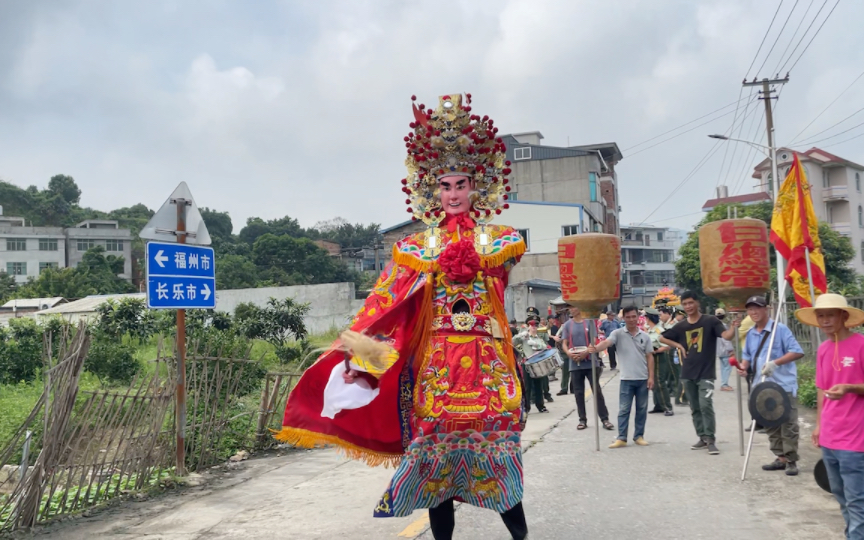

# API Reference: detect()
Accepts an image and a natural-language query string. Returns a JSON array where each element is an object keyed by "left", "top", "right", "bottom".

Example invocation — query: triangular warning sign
[{"left": 139, "top": 182, "right": 212, "bottom": 245}]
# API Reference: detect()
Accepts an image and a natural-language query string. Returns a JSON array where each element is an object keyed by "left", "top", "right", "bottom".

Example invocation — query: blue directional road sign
[{"left": 146, "top": 242, "right": 216, "bottom": 309}]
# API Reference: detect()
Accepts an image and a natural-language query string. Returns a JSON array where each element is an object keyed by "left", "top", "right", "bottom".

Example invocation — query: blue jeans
[
  {"left": 822, "top": 447, "right": 864, "bottom": 539},
  {"left": 719, "top": 355, "right": 732, "bottom": 387},
  {"left": 617, "top": 379, "right": 648, "bottom": 441}
]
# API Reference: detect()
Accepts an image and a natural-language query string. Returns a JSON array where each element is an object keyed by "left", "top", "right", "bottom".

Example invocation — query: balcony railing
[
  {"left": 823, "top": 185, "right": 849, "bottom": 201},
  {"left": 620, "top": 239, "right": 677, "bottom": 248},
  {"left": 830, "top": 222, "right": 851, "bottom": 236}
]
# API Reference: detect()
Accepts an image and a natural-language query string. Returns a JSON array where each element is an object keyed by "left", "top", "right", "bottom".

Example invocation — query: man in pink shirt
[{"left": 796, "top": 294, "right": 864, "bottom": 540}]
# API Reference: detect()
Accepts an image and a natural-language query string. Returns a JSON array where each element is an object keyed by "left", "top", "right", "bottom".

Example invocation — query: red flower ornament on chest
[{"left": 438, "top": 239, "right": 481, "bottom": 284}]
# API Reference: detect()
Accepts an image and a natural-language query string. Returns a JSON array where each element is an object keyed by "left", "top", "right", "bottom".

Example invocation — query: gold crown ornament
[{"left": 400, "top": 93, "right": 512, "bottom": 226}]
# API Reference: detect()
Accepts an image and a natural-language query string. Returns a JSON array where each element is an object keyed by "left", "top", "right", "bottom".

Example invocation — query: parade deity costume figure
[{"left": 275, "top": 93, "right": 527, "bottom": 519}]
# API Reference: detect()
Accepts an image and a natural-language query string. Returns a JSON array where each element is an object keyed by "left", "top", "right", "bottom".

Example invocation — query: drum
[{"left": 525, "top": 348, "right": 563, "bottom": 378}]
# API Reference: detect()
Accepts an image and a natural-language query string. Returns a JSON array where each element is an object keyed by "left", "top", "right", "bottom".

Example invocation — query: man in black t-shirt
[{"left": 661, "top": 291, "right": 737, "bottom": 455}]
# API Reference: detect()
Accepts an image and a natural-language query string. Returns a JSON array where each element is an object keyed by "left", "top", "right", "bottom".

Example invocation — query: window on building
[
  {"left": 77, "top": 239, "right": 95, "bottom": 251},
  {"left": 823, "top": 170, "right": 830, "bottom": 188},
  {"left": 861, "top": 241, "right": 864, "bottom": 263},
  {"left": 6, "top": 262, "right": 26, "bottom": 276},
  {"left": 657, "top": 232, "right": 664, "bottom": 241},
  {"left": 513, "top": 147, "right": 531, "bottom": 160},
  {"left": 562, "top": 225, "right": 580, "bottom": 236},
  {"left": 767, "top": 174, "right": 773, "bottom": 193},
  {"left": 39, "top": 238, "right": 58, "bottom": 251},
  {"left": 509, "top": 191, "right": 518, "bottom": 201},
  {"left": 39, "top": 262, "right": 58, "bottom": 274},
  {"left": 105, "top": 240, "right": 123, "bottom": 252},
  {"left": 589, "top": 172, "right": 598, "bottom": 202},
  {"left": 630, "top": 271, "right": 644, "bottom": 286},
  {"left": 857, "top": 172, "right": 861, "bottom": 192},
  {"left": 6, "top": 238, "right": 26, "bottom": 251},
  {"left": 516, "top": 229, "right": 530, "bottom": 251},
  {"left": 859, "top": 206, "right": 863, "bottom": 228}
]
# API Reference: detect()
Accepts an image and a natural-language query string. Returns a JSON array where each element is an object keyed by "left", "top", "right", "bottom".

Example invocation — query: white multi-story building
[
  {"left": 0, "top": 208, "right": 132, "bottom": 283},
  {"left": 753, "top": 147, "right": 864, "bottom": 273},
  {"left": 620, "top": 224, "right": 686, "bottom": 307}
]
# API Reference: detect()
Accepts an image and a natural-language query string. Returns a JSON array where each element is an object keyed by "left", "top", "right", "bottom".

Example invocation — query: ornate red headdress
[{"left": 400, "top": 93, "right": 512, "bottom": 226}]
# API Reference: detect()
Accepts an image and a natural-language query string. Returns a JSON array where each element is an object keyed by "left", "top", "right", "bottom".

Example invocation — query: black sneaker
[
  {"left": 664, "top": 410, "right": 674, "bottom": 416},
  {"left": 691, "top": 439, "right": 708, "bottom": 450},
  {"left": 785, "top": 462, "right": 799, "bottom": 476},
  {"left": 648, "top": 408, "right": 665, "bottom": 414},
  {"left": 707, "top": 442, "right": 720, "bottom": 455},
  {"left": 544, "top": 394, "right": 554, "bottom": 402},
  {"left": 762, "top": 459, "right": 787, "bottom": 471},
  {"left": 556, "top": 390, "right": 567, "bottom": 396}
]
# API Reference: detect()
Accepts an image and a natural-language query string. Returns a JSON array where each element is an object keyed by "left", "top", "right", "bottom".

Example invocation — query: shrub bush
[
  {"left": 797, "top": 358, "right": 817, "bottom": 409},
  {"left": 0, "top": 318, "right": 43, "bottom": 384},
  {"left": 85, "top": 338, "right": 141, "bottom": 385}
]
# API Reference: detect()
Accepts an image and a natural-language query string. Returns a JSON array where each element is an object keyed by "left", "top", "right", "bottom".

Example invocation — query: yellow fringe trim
[
  {"left": 271, "top": 427, "right": 403, "bottom": 468},
  {"left": 480, "top": 240, "right": 527, "bottom": 269},
  {"left": 392, "top": 239, "right": 526, "bottom": 274},
  {"left": 392, "top": 247, "right": 435, "bottom": 273}
]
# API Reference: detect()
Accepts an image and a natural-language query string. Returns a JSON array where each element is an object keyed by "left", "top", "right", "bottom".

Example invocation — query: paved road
[{"left": 36, "top": 370, "right": 844, "bottom": 539}]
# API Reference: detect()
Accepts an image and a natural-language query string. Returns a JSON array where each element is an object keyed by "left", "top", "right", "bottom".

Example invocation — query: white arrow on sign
[
  {"left": 201, "top": 283, "right": 211, "bottom": 301},
  {"left": 154, "top": 250, "right": 169, "bottom": 268}
]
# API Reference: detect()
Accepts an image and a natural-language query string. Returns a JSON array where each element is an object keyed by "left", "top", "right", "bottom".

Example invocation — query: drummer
[
  {"left": 731, "top": 296, "right": 804, "bottom": 476},
  {"left": 513, "top": 320, "right": 550, "bottom": 413}
]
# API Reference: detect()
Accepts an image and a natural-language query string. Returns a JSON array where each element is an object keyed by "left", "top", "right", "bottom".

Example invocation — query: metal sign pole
[
  {"left": 588, "top": 318, "right": 600, "bottom": 452},
  {"left": 175, "top": 199, "right": 188, "bottom": 477},
  {"left": 734, "top": 314, "right": 745, "bottom": 457}
]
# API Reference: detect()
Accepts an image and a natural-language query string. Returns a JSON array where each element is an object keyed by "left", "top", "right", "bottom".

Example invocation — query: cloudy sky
[{"left": 1, "top": 0, "right": 861, "bottom": 234}]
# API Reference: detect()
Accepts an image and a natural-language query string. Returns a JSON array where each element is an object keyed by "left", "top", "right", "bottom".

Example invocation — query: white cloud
[{"left": 0, "top": 0, "right": 862, "bottom": 236}]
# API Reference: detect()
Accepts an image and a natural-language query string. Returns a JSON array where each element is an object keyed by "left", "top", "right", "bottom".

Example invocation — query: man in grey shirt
[
  {"left": 561, "top": 306, "right": 614, "bottom": 431},
  {"left": 590, "top": 305, "right": 655, "bottom": 447}
]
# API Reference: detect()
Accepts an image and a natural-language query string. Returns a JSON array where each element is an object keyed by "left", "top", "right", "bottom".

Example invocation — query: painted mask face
[{"left": 439, "top": 175, "right": 473, "bottom": 215}]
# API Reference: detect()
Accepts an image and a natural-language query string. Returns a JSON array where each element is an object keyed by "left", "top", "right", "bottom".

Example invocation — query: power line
[
  {"left": 756, "top": 0, "right": 799, "bottom": 77},
  {"left": 788, "top": 69, "right": 864, "bottom": 144},
  {"left": 716, "top": 88, "right": 747, "bottom": 188},
  {"left": 626, "top": 106, "right": 744, "bottom": 158},
  {"left": 793, "top": 103, "right": 864, "bottom": 146},
  {"left": 746, "top": 0, "right": 785, "bottom": 79},
  {"left": 719, "top": 89, "right": 760, "bottom": 188},
  {"left": 622, "top": 95, "right": 753, "bottom": 152},
  {"left": 639, "top": 138, "right": 727, "bottom": 225},
  {"left": 794, "top": 117, "right": 864, "bottom": 146},
  {"left": 816, "top": 129, "right": 864, "bottom": 149},
  {"left": 784, "top": 0, "right": 841, "bottom": 74},
  {"left": 772, "top": 0, "right": 815, "bottom": 75}
]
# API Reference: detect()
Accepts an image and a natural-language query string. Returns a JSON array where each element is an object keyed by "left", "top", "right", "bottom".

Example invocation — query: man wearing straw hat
[
  {"left": 796, "top": 294, "right": 864, "bottom": 539},
  {"left": 732, "top": 295, "right": 804, "bottom": 476}
]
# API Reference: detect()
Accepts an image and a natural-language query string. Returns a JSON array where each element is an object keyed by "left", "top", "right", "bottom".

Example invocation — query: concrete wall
[
  {"left": 0, "top": 227, "right": 67, "bottom": 283},
  {"left": 66, "top": 228, "right": 133, "bottom": 279},
  {"left": 508, "top": 253, "right": 560, "bottom": 284},
  {"left": 510, "top": 154, "right": 602, "bottom": 206},
  {"left": 214, "top": 282, "right": 361, "bottom": 335},
  {"left": 497, "top": 202, "right": 585, "bottom": 254},
  {"left": 506, "top": 283, "right": 560, "bottom": 322}
]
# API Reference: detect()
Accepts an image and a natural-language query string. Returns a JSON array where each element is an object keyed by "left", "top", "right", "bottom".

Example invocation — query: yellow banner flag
[{"left": 769, "top": 154, "right": 827, "bottom": 307}]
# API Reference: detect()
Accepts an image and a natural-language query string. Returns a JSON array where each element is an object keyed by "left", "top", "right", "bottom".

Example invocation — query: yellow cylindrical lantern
[
  {"left": 557, "top": 233, "right": 622, "bottom": 318},
  {"left": 699, "top": 218, "right": 770, "bottom": 311}
]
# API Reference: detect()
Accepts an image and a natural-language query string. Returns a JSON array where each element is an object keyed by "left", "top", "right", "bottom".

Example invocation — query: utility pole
[{"left": 742, "top": 76, "right": 789, "bottom": 297}]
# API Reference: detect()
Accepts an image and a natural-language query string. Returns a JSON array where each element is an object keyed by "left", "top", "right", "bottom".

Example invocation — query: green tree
[
  {"left": 16, "top": 246, "right": 135, "bottom": 299},
  {"left": 236, "top": 298, "right": 309, "bottom": 363},
  {"left": 238, "top": 216, "right": 305, "bottom": 245},
  {"left": 216, "top": 254, "right": 258, "bottom": 290},
  {"left": 675, "top": 201, "right": 858, "bottom": 302},
  {"left": 47, "top": 174, "right": 82, "bottom": 205},
  {"left": 200, "top": 207, "right": 234, "bottom": 243},
  {"left": 311, "top": 218, "right": 381, "bottom": 249},
  {"left": 0, "top": 271, "right": 16, "bottom": 304},
  {"left": 252, "top": 234, "right": 353, "bottom": 285}
]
